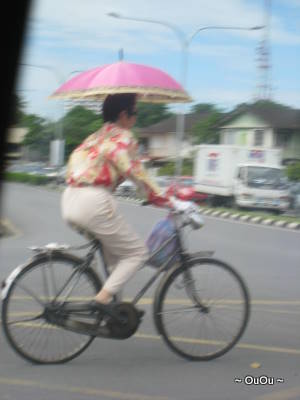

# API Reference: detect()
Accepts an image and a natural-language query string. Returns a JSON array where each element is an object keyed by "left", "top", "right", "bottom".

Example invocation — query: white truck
[{"left": 194, "top": 145, "right": 290, "bottom": 213}]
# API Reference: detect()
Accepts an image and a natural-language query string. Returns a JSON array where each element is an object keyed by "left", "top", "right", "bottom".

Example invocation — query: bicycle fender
[
  {"left": 188, "top": 251, "right": 214, "bottom": 260},
  {"left": 31, "top": 250, "right": 85, "bottom": 264},
  {"left": 1, "top": 252, "right": 86, "bottom": 301},
  {"left": 1, "top": 262, "right": 29, "bottom": 300}
]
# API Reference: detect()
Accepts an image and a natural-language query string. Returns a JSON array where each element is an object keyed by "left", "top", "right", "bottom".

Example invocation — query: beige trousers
[{"left": 61, "top": 186, "right": 148, "bottom": 295}]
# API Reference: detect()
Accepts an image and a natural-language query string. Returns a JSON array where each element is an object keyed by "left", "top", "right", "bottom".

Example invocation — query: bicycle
[{"left": 1, "top": 203, "right": 250, "bottom": 364}]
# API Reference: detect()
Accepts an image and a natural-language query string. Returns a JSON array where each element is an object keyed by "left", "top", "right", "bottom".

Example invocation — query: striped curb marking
[
  {"left": 47, "top": 186, "right": 300, "bottom": 231},
  {"left": 198, "top": 208, "right": 300, "bottom": 230}
]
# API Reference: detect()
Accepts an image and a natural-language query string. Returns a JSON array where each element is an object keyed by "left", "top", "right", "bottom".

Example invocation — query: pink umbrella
[{"left": 50, "top": 61, "right": 191, "bottom": 103}]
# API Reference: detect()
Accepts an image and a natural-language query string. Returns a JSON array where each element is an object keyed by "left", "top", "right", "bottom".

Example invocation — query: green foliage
[
  {"left": 21, "top": 106, "right": 103, "bottom": 160},
  {"left": 22, "top": 114, "right": 54, "bottom": 158},
  {"left": 191, "top": 103, "right": 217, "bottom": 114},
  {"left": 136, "top": 103, "right": 172, "bottom": 128},
  {"left": 286, "top": 162, "right": 300, "bottom": 181},
  {"left": 11, "top": 94, "right": 27, "bottom": 125},
  {"left": 60, "top": 106, "right": 103, "bottom": 157},
  {"left": 4, "top": 172, "right": 51, "bottom": 185},
  {"left": 158, "top": 159, "right": 193, "bottom": 176},
  {"left": 191, "top": 108, "right": 223, "bottom": 144}
]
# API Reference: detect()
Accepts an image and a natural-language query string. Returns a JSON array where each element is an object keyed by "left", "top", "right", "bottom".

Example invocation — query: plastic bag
[{"left": 146, "top": 217, "right": 178, "bottom": 268}]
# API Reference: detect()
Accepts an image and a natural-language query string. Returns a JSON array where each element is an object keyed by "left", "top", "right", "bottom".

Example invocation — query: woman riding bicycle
[{"left": 62, "top": 93, "right": 173, "bottom": 307}]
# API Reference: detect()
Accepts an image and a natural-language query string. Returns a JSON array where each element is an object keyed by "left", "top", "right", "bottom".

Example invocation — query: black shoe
[
  {"left": 88, "top": 300, "right": 114, "bottom": 312},
  {"left": 88, "top": 300, "right": 124, "bottom": 323}
]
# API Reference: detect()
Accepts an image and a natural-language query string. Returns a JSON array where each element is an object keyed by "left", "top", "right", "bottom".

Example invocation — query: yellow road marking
[
  {"left": 255, "top": 386, "right": 300, "bottom": 400},
  {"left": 8, "top": 296, "right": 300, "bottom": 306},
  {"left": 134, "top": 333, "right": 300, "bottom": 356},
  {"left": 251, "top": 308, "right": 300, "bottom": 315},
  {"left": 2, "top": 319, "right": 300, "bottom": 356},
  {"left": 0, "top": 378, "right": 171, "bottom": 400}
]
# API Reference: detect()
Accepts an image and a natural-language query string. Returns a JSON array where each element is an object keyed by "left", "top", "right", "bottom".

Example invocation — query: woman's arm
[{"left": 107, "top": 134, "right": 172, "bottom": 207}]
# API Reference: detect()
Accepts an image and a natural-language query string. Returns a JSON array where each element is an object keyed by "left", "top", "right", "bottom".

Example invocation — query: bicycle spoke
[
  {"left": 2, "top": 255, "right": 100, "bottom": 364},
  {"left": 156, "top": 258, "right": 250, "bottom": 360},
  {"left": 7, "top": 313, "right": 44, "bottom": 326},
  {"left": 13, "top": 283, "right": 45, "bottom": 306}
]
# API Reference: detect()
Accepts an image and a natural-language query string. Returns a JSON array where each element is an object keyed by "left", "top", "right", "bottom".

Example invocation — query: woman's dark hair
[{"left": 102, "top": 93, "right": 137, "bottom": 122}]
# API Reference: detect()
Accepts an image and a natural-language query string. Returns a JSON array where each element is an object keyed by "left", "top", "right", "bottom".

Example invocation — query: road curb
[
  {"left": 199, "top": 208, "right": 300, "bottom": 230},
  {"left": 44, "top": 185, "right": 300, "bottom": 232}
]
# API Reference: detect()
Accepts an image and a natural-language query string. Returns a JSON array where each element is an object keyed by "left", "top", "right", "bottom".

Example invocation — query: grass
[{"left": 3, "top": 172, "right": 51, "bottom": 185}]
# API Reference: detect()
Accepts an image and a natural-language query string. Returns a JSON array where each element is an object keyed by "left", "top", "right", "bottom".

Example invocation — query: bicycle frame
[
  {"left": 97, "top": 212, "right": 190, "bottom": 305},
  {"left": 31, "top": 210, "right": 208, "bottom": 312},
  {"left": 51, "top": 212, "right": 191, "bottom": 307}
]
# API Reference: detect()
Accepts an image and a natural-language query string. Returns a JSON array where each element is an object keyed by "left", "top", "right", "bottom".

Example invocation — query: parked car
[
  {"left": 155, "top": 176, "right": 174, "bottom": 189},
  {"left": 6, "top": 162, "right": 46, "bottom": 175},
  {"left": 163, "top": 176, "right": 208, "bottom": 204},
  {"left": 55, "top": 166, "right": 67, "bottom": 184},
  {"left": 115, "top": 180, "right": 137, "bottom": 198}
]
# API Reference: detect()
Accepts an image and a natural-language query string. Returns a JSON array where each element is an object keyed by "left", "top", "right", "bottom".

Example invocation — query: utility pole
[{"left": 256, "top": 0, "right": 272, "bottom": 100}]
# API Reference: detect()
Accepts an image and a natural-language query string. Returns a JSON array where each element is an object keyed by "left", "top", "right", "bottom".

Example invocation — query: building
[
  {"left": 5, "top": 127, "right": 28, "bottom": 160},
  {"left": 136, "top": 111, "right": 211, "bottom": 164},
  {"left": 218, "top": 102, "right": 300, "bottom": 164}
]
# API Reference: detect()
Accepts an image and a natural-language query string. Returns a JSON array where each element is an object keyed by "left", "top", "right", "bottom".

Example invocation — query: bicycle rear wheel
[
  {"left": 154, "top": 258, "right": 250, "bottom": 361},
  {"left": 2, "top": 253, "right": 102, "bottom": 364}
]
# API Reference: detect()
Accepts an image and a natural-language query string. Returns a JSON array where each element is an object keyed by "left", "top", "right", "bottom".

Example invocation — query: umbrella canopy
[{"left": 50, "top": 61, "right": 192, "bottom": 103}]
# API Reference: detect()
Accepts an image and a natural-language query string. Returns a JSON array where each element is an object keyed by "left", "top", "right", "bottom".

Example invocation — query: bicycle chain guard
[
  {"left": 48, "top": 302, "right": 141, "bottom": 340},
  {"left": 106, "top": 303, "right": 140, "bottom": 339}
]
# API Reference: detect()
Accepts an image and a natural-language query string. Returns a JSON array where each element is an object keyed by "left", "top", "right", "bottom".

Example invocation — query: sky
[{"left": 16, "top": 0, "right": 300, "bottom": 121}]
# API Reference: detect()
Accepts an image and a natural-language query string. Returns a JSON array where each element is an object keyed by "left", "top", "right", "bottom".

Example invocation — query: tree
[
  {"left": 136, "top": 103, "right": 172, "bottom": 127},
  {"left": 191, "top": 104, "right": 224, "bottom": 144},
  {"left": 22, "top": 114, "right": 54, "bottom": 158},
  {"left": 286, "top": 162, "right": 300, "bottom": 182},
  {"left": 191, "top": 103, "right": 217, "bottom": 114},
  {"left": 60, "top": 106, "right": 103, "bottom": 157},
  {"left": 11, "top": 93, "right": 27, "bottom": 125}
]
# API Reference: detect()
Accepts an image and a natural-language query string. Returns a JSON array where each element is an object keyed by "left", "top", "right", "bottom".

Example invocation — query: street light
[{"left": 107, "top": 13, "right": 264, "bottom": 176}]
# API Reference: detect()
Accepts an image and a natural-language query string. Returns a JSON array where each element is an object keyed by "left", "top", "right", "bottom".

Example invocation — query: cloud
[{"left": 17, "top": 0, "right": 300, "bottom": 118}]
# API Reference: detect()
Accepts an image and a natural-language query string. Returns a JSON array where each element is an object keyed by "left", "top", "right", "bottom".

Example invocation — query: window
[
  {"left": 138, "top": 138, "right": 149, "bottom": 155},
  {"left": 237, "top": 167, "right": 246, "bottom": 181},
  {"left": 254, "top": 129, "right": 264, "bottom": 146},
  {"left": 275, "top": 130, "right": 291, "bottom": 148}
]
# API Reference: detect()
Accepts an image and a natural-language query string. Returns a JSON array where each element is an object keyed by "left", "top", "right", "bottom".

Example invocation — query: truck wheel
[{"left": 227, "top": 196, "right": 238, "bottom": 209}]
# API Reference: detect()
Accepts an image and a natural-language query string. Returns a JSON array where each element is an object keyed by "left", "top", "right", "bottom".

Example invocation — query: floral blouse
[{"left": 66, "top": 122, "right": 170, "bottom": 207}]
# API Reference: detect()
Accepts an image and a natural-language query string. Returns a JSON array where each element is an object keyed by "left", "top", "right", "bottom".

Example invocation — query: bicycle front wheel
[
  {"left": 2, "top": 253, "right": 102, "bottom": 364},
  {"left": 154, "top": 258, "right": 250, "bottom": 361}
]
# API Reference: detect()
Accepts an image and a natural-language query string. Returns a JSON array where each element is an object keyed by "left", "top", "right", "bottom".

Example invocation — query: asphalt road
[{"left": 0, "top": 183, "right": 299, "bottom": 400}]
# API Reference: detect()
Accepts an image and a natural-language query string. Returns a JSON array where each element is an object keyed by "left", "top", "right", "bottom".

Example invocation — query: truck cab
[{"left": 234, "top": 164, "right": 290, "bottom": 212}]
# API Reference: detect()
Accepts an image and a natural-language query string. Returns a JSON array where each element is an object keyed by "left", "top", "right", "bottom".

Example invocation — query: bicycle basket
[{"left": 146, "top": 217, "right": 178, "bottom": 268}]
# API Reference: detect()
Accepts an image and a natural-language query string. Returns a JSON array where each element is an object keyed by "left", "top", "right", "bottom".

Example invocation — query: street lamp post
[{"left": 107, "top": 13, "right": 263, "bottom": 176}]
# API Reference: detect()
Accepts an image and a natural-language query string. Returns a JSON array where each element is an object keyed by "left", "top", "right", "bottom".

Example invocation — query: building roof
[
  {"left": 220, "top": 101, "right": 300, "bottom": 129},
  {"left": 136, "top": 111, "right": 211, "bottom": 135}
]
